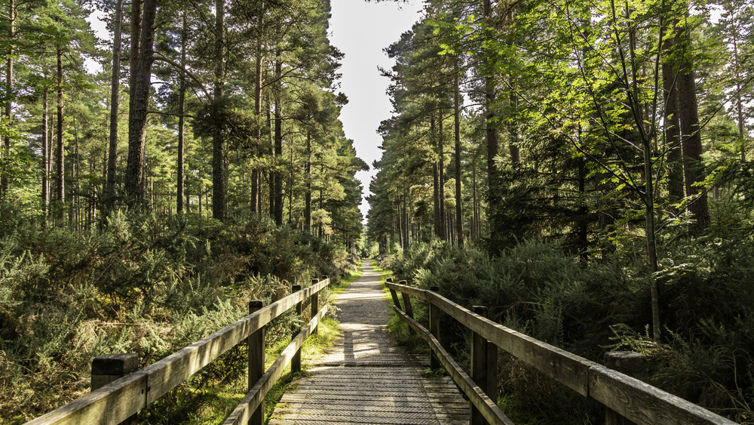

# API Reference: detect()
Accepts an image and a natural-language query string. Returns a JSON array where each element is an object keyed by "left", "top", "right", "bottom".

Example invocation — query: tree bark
[
  {"left": 483, "top": 0, "right": 499, "bottom": 205},
  {"left": 56, "top": 46, "right": 65, "bottom": 221},
  {"left": 105, "top": 0, "right": 124, "bottom": 215},
  {"left": 176, "top": 12, "right": 187, "bottom": 214},
  {"left": 212, "top": 0, "right": 226, "bottom": 220},
  {"left": 124, "top": 0, "right": 156, "bottom": 205},
  {"left": 675, "top": 25, "right": 709, "bottom": 228},
  {"left": 305, "top": 131, "right": 312, "bottom": 232},
  {"left": 1, "top": 0, "right": 15, "bottom": 195},
  {"left": 454, "top": 60, "right": 464, "bottom": 247},
  {"left": 42, "top": 84, "right": 49, "bottom": 221},
  {"left": 438, "top": 111, "right": 446, "bottom": 241},
  {"left": 662, "top": 35, "right": 684, "bottom": 204},
  {"left": 251, "top": 1, "right": 265, "bottom": 215},
  {"left": 431, "top": 115, "right": 441, "bottom": 239},
  {"left": 273, "top": 56, "right": 284, "bottom": 225}
]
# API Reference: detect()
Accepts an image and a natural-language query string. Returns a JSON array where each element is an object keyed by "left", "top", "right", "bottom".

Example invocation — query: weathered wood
[
  {"left": 292, "top": 284, "right": 303, "bottom": 374},
  {"left": 605, "top": 352, "right": 645, "bottom": 425},
  {"left": 91, "top": 353, "right": 139, "bottom": 390},
  {"left": 471, "top": 306, "right": 498, "bottom": 425},
  {"left": 248, "top": 300, "right": 265, "bottom": 425},
  {"left": 393, "top": 306, "right": 514, "bottom": 425},
  {"left": 425, "top": 290, "right": 594, "bottom": 396},
  {"left": 311, "top": 278, "right": 319, "bottom": 335},
  {"left": 24, "top": 372, "right": 147, "bottom": 425},
  {"left": 91, "top": 353, "right": 138, "bottom": 425},
  {"left": 429, "top": 286, "right": 440, "bottom": 370},
  {"left": 388, "top": 283, "right": 736, "bottom": 425},
  {"left": 399, "top": 281, "right": 415, "bottom": 319},
  {"left": 139, "top": 279, "right": 328, "bottom": 405},
  {"left": 589, "top": 365, "right": 735, "bottom": 425},
  {"left": 24, "top": 279, "right": 330, "bottom": 425},
  {"left": 386, "top": 281, "right": 427, "bottom": 300},
  {"left": 389, "top": 288, "right": 402, "bottom": 310},
  {"left": 223, "top": 305, "right": 328, "bottom": 425}
]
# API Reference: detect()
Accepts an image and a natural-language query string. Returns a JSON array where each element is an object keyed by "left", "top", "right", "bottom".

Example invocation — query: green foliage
[
  {"left": 388, "top": 233, "right": 754, "bottom": 422},
  {"left": 0, "top": 210, "right": 350, "bottom": 422}
]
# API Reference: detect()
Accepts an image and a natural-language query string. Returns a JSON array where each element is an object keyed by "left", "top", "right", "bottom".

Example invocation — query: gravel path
[{"left": 269, "top": 261, "right": 468, "bottom": 425}]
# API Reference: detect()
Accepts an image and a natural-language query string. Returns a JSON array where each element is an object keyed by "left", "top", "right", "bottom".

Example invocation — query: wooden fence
[
  {"left": 386, "top": 279, "right": 738, "bottom": 425},
  {"left": 25, "top": 278, "right": 331, "bottom": 425}
]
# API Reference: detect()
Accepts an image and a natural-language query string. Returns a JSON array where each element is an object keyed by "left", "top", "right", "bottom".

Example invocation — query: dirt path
[{"left": 269, "top": 261, "right": 468, "bottom": 425}]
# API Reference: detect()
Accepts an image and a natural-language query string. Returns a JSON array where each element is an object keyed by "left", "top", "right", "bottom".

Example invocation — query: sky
[
  {"left": 327, "top": 0, "right": 424, "bottom": 222},
  {"left": 87, "top": 1, "right": 424, "bottom": 223}
]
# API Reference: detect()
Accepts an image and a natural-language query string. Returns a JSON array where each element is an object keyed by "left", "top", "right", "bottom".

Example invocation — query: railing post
[
  {"left": 311, "top": 278, "right": 319, "bottom": 335},
  {"left": 91, "top": 353, "right": 139, "bottom": 425},
  {"left": 471, "top": 305, "right": 498, "bottom": 425},
  {"left": 604, "top": 351, "right": 645, "bottom": 425},
  {"left": 429, "top": 286, "right": 441, "bottom": 370},
  {"left": 387, "top": 278, "right": 402, "bottom": 310},
  {"left": 399, "top": 280, "right": 414, "bottom": 319},
  {"left": 292, "top": 284, "right": 303, "bottom": 373},
  {"left": 248, "top": 300, "right": 265, "bottom": 425}
]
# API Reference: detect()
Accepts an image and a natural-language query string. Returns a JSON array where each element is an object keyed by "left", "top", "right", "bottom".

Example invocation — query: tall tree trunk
[
  {"left": 509, "top": 84, "right": 520, "bottom": 163},
  {"left": 675, "top": 24, "right": 709, "bottom": 228},
  {"left": 454, "top": 61, "right": 464, "bottom": 247},
  {"left": 56, "top": 46, "right": 65, "bottom": 221},
  {"left": 472, "top": 154, "right": 478, "bottom": 240},
  {"left": 438, "top": 111, "right": 446, "bottom": 241},
  {"left": 42, "top": 85, "right": 49, "bottom": 221},
  {"left": 177, "top": 12, "right": 187, "bottom": 213},
  {"left": 662, "top": 34, "right": 684, "bottom": 204},
  {"left": 1, "top": 0, "right": 15, "bottom": 195},
  {"left": 733, "top": 35, "right": 745, "bottom": 161},
  {"left": 105, "top": 0, "right": 124, "bottom": 215},
  {"left": 483, "top": 0, "right": 499, "bottom": 208},
  {"left": 305, "top": 131, "right": 312, "bottom": 232},
  {"left": 125, "top": 0, "right": 156, "bottom": 204},
  {"left": 251, "top": 1, "right": 265, "bottom": 214},
  {"left": 431, "top": 115, "right": 441, "bottom": 238},
  {"left": 273, "top": 56, "right": 284, "bottom": 225},
  {"left": 268, "top": 98, "right": 275, "bottom": 218},
  {"left": 212, "top": 0, "right": 226, "bottom": 220}
]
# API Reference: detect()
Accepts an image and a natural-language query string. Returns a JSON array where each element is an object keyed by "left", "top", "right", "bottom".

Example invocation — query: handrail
[
  {"left": 386, "top": 281, "right": 737, "bottom": 425},
  {"left": 26, "top": 278, "right": 331, "bottom": 425}
]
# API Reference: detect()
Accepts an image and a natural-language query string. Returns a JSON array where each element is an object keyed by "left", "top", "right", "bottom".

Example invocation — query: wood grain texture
[
  {"left": 272, "top": 263, "right": 468, "bottom": 425},
  {"left": 25, "top": 279, "right": 330, "bottom": 425},
  {"left": 387, "top": 282, "right": 737, "bottom": 425}
]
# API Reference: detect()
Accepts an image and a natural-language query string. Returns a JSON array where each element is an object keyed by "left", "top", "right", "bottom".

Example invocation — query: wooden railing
[
  {"left": 25, "top": 278, "right": 331, "bottom": 425},
  {"left": 386, "top": 279, "right": 737, "bottom": 425}
]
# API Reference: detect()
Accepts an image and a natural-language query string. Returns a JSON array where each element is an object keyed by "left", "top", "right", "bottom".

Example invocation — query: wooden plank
[
  {"left": 425, "top": 291, "right": 595, "bottom": 397},
  {"left": 141, "top": 279, "right": 329, "bottom": 404},
  {"left": 589, "top": 365, "right": 737, "bottom": 425},
  {"left": 386, "top": 281, "right": 427, "bottom": 301},
  {"left": 223, "top": 304, "right": 328, "bottom": 425},
  {"left": 393, "top": 306, "right": 515, "bottom": 425},
  {"left": 24, "top": 372, "right": 146, "bottom": 425}
]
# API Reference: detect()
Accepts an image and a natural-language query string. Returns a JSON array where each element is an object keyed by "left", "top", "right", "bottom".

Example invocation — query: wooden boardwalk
[{"left": 269, "top": 262, "right": 468, "bottom": 425}]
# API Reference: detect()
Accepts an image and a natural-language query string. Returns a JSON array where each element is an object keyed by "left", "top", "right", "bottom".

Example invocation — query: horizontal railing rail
[
  {"left": 26, "top": 278, "right": 331, "bottom": 425},
  {"left": 386, "top": 280, "right": 737, "bottom": 425}
]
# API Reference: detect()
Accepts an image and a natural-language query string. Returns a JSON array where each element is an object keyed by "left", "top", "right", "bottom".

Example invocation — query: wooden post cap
[
  {"left": 292, "top": 284, "right": 302, "bottom": 292},
  {"left": 312, "top": 278, "right": 319, "bottom": 284},
  {"left": 472, "top": 305, "right": 488, "bottom": 315},
  {"left": 386, "top": 277, "right": 393, "bottom": 283},
  {"left": 249, "top": 300, "right": 264, "bottom": 311},
  {"left": 399, "top": 280, "right": 408, "bottom": 285},
  {"left": 91, "top": 353, "right": 139, "bottom": 376}
]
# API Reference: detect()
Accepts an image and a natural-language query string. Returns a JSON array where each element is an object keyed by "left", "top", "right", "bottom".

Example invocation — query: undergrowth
[
  {"left": 383, "top": 235, "right": 754, "bottom": 424},
  {"left": 0, "top": 211, "right": 357, "bottom": 423}
]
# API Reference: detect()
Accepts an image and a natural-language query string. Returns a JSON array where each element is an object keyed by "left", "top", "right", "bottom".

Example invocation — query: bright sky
[
  {"left": 88, "top": 1, "right": 424, "bottom": 223},
  {"left": 328, "top": 0, "right": 423, "bottom": 222}
]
